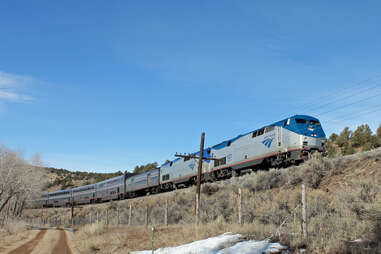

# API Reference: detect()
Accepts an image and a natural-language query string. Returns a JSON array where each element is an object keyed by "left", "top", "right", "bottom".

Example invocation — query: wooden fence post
[
  {"left": 238, "top": 188, "right": 243, "bottom": 225},
  {"left": 129, "top": 203, "right": 132, "bottom": 226},
  {"left": 165, "top": 199, "right": 168, "bottom": 227},
  {"left": 116, "top": 207, "right": 120, "bottom": 225},
  {"left": 71, "top": 206, "right": 74, "bottom": 228},
  {"left": 106, "top": 209, "right": 109, "bottom": 225},
  {"left": 145, "top": 207, "right": 149, "bottom": 226},
  {"left": 302, "top": 184, "right": 307, "bottom": 238},
  {"left": 195, "top": 194, "right": 199, "bottom": 226}
]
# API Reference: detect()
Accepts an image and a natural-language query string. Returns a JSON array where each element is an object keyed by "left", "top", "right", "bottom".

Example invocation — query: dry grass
[
  {"left": 1, "top": 218, "right": 27, "bottom": 235},
  {"left": 72, "top": 222, "right": 278, "bottom": 254}
]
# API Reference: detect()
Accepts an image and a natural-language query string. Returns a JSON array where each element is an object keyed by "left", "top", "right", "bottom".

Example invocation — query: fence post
[
  {"left": 293, "top": 210, "right": 296, "bottom": 238},
  {"left": 117, "top": 207, "right": 120, "bottom": 225},
  {"left": 165, "top": 199, "right": 168, "bottom": 227},
  {"left": 152, "top": 227, "right": 155, "bottom": 254},
  {"left": 129, "top": 203, "right": 132, "bottom": 226},
  {"left": 145, "top": 207, "right": 149, "bottom": 226},
  {"left": 302, "top": 184, "right": 307, "bottom": 238},
  {"left": 195, "top": 194, "right": 199, "bottom": 226},
  {"left": 238, "top": 188, "right": 243, "bottom": 225},
  {"left": 71, "top": 206, "right": 74, "bottom": 228},
  {"left": 106, "top": 209, "right": 109, "bottom": 225}
]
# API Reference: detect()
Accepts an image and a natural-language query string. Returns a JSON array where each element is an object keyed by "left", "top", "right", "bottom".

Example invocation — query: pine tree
[
  {"left": 326, "top": 141, "right": 337, "bottom": 157},
  {"left": 336, "top": 127, "right": 352, "bottom": 148},
  {"left": 342, "top": 143, "right": 355, "bottom": 155},
  {"left": 352, "top": 124, "right": 373, "bottom": 148},
  {"left": 329, "top": 133, "right": 338, "bottom": 143}
]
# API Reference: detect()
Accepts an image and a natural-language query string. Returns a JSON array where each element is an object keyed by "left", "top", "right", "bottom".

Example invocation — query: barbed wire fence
[{"left": 24, "top": 184, "right": 309, "bottom": 242}]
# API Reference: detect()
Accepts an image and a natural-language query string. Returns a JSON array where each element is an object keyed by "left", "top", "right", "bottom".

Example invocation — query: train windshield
[
  {"left": 295, "top": 118, "right": 308, "bottom": 124},
  {"left": 310, "top": 120, "right": 321, "bottom": 126}
]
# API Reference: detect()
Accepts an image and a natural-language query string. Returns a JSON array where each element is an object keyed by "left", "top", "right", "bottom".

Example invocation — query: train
[{"left": 35, "top": 115, "right": 326, "bottom": 208}]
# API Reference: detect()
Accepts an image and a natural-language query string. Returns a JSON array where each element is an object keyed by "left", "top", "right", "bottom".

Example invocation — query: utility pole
[
  {"left": 196, "top": 132, "right": 205, "bottom": 225},
  {"left": 175, "top": 132, "right": 220, "bottom": 226}
]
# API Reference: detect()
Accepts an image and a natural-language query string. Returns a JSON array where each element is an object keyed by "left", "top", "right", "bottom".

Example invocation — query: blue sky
[{"left": 1, "top": 1, "right": 381, "bottom": 172}]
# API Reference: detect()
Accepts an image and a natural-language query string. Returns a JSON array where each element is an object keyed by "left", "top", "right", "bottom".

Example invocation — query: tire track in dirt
[
  {"left": 7, "top": 230, "right": 47, "bottom": 254},
  {"left": 52, "top": 230, "right": 72, "bottom": 254}
]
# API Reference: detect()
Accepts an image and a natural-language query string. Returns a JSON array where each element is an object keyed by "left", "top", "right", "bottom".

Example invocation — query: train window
[
  {"left": 310, "top": 120, "right": 321, "bottom": 126},
  {"left": 257, "top": 128, "right": 264, "bottom": 136},
  {"left": 184, "top": 156, "right": 190, "bottom": 161},
  {"left": 295, "top": 118, "right": 308, "bottom": 124},
  {"left": 227, "top": 141, "right": 231, "bottom": 146},
  {"left": 265, "top": 126, "right": 275, "bottom": 133},
  {"left": 162, "top": 174, "right": 170, "bottom": 181},
  {"left": 283, "top": 120, "right": 287, "bottom": 127},
  {"left": 252, "top": 131, "right": 258, "bottom": 138},
  {"left": 214, "top": 157, "right": 226, "bottom": 167},
  {"left": 170, "top": 162, "right": 173, "bottom": 167}
]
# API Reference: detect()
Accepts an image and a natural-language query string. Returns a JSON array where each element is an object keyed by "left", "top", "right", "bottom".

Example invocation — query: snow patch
[{"left": 132, "top": 232, "right": 286, "bottom": 254}]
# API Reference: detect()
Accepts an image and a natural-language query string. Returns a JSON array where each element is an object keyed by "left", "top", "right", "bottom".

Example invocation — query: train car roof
[
  {"left": 126, "top": 168, "right": 159, "bottom": 180},
  {"left": 96, "top": 174, "right": 124, "bottom": 185}
]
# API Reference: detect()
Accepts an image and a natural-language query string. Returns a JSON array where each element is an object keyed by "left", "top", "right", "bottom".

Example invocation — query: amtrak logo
[
  {"left": 262, "top": 137, "right": 274, "bottom": 148},
  {"left": 189, "top": 163, "right": 195, "bottom": 170}
]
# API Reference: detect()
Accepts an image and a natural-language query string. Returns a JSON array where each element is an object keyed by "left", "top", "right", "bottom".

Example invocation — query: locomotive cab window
[
  {"left": 252, "top": 131, "right": 258, "bottom": 138},
  {"left": 257, "top": 128, "right": 264, "bottom": 136},
  {"left": 295, "top": 118, "right": 308, "bottom": 124},
  {"left": 227, "top": 141, "right": 231, "bottom": 146},
  {"left": 310, "top": 120, "right": 321, "bottom": 126}
]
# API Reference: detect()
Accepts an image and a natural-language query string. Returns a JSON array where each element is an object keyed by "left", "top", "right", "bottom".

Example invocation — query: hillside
[
  {"left": 41, "top": 167, "right": 127, "bottom": 192},
  {"left": 24, "top": 148, "right": 381, "bottom": 253}
]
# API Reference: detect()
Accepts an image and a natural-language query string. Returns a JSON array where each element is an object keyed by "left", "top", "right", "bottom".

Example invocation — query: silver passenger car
[
  {"left": 125, "top": 169, "right": 159, "bottom": 196},
  {"left": 73, "top": 184, "right": 96, "bottom": 205},
  {"left": 96, "top": 175, "right": 125, "bottom": 202}
]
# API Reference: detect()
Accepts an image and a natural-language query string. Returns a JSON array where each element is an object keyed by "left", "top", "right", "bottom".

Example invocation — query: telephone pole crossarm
[{"left": 174, "top": 154, "right": 220, "bottom": 161}]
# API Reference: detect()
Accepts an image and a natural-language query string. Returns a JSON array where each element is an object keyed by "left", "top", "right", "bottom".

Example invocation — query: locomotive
[{"left": 35, "top": 115, "right": 326, "bottom": 208}]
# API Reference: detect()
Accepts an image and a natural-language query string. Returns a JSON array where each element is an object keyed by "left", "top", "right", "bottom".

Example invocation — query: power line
[
  {"left": 275, "top": 74, "right": 381, "bottom": 119},
  {"left": 325, "top": 103, "right": 381, "bottom": 123},
  {"left": 318, "top": 90, "right": 381, "bottom": 116},
  {"left": 245, "top": 73, "right": 381, "bottom": 133},
  {"left": 307, "top": 81, "right": 381, "bottom": 114}
]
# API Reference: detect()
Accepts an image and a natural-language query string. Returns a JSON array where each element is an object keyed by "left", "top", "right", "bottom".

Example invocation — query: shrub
[
  {"left": 3, "top": 219, "right": 26, "bottom": 235},
  {"left": 359, "top": 182, "right": 378, "bottom": 203},
  {"left": 201, "top": 183, "right": 220, "bottom": 196}
]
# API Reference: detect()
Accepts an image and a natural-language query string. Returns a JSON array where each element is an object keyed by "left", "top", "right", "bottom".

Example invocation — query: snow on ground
[{"left": 132, "top": 232, "right": 286, "bottom": 254}]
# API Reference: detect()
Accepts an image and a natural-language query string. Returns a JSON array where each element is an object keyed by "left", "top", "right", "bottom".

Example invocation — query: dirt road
[{"left": 3, "top": 229, "right": 72, "bottom": 254}]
